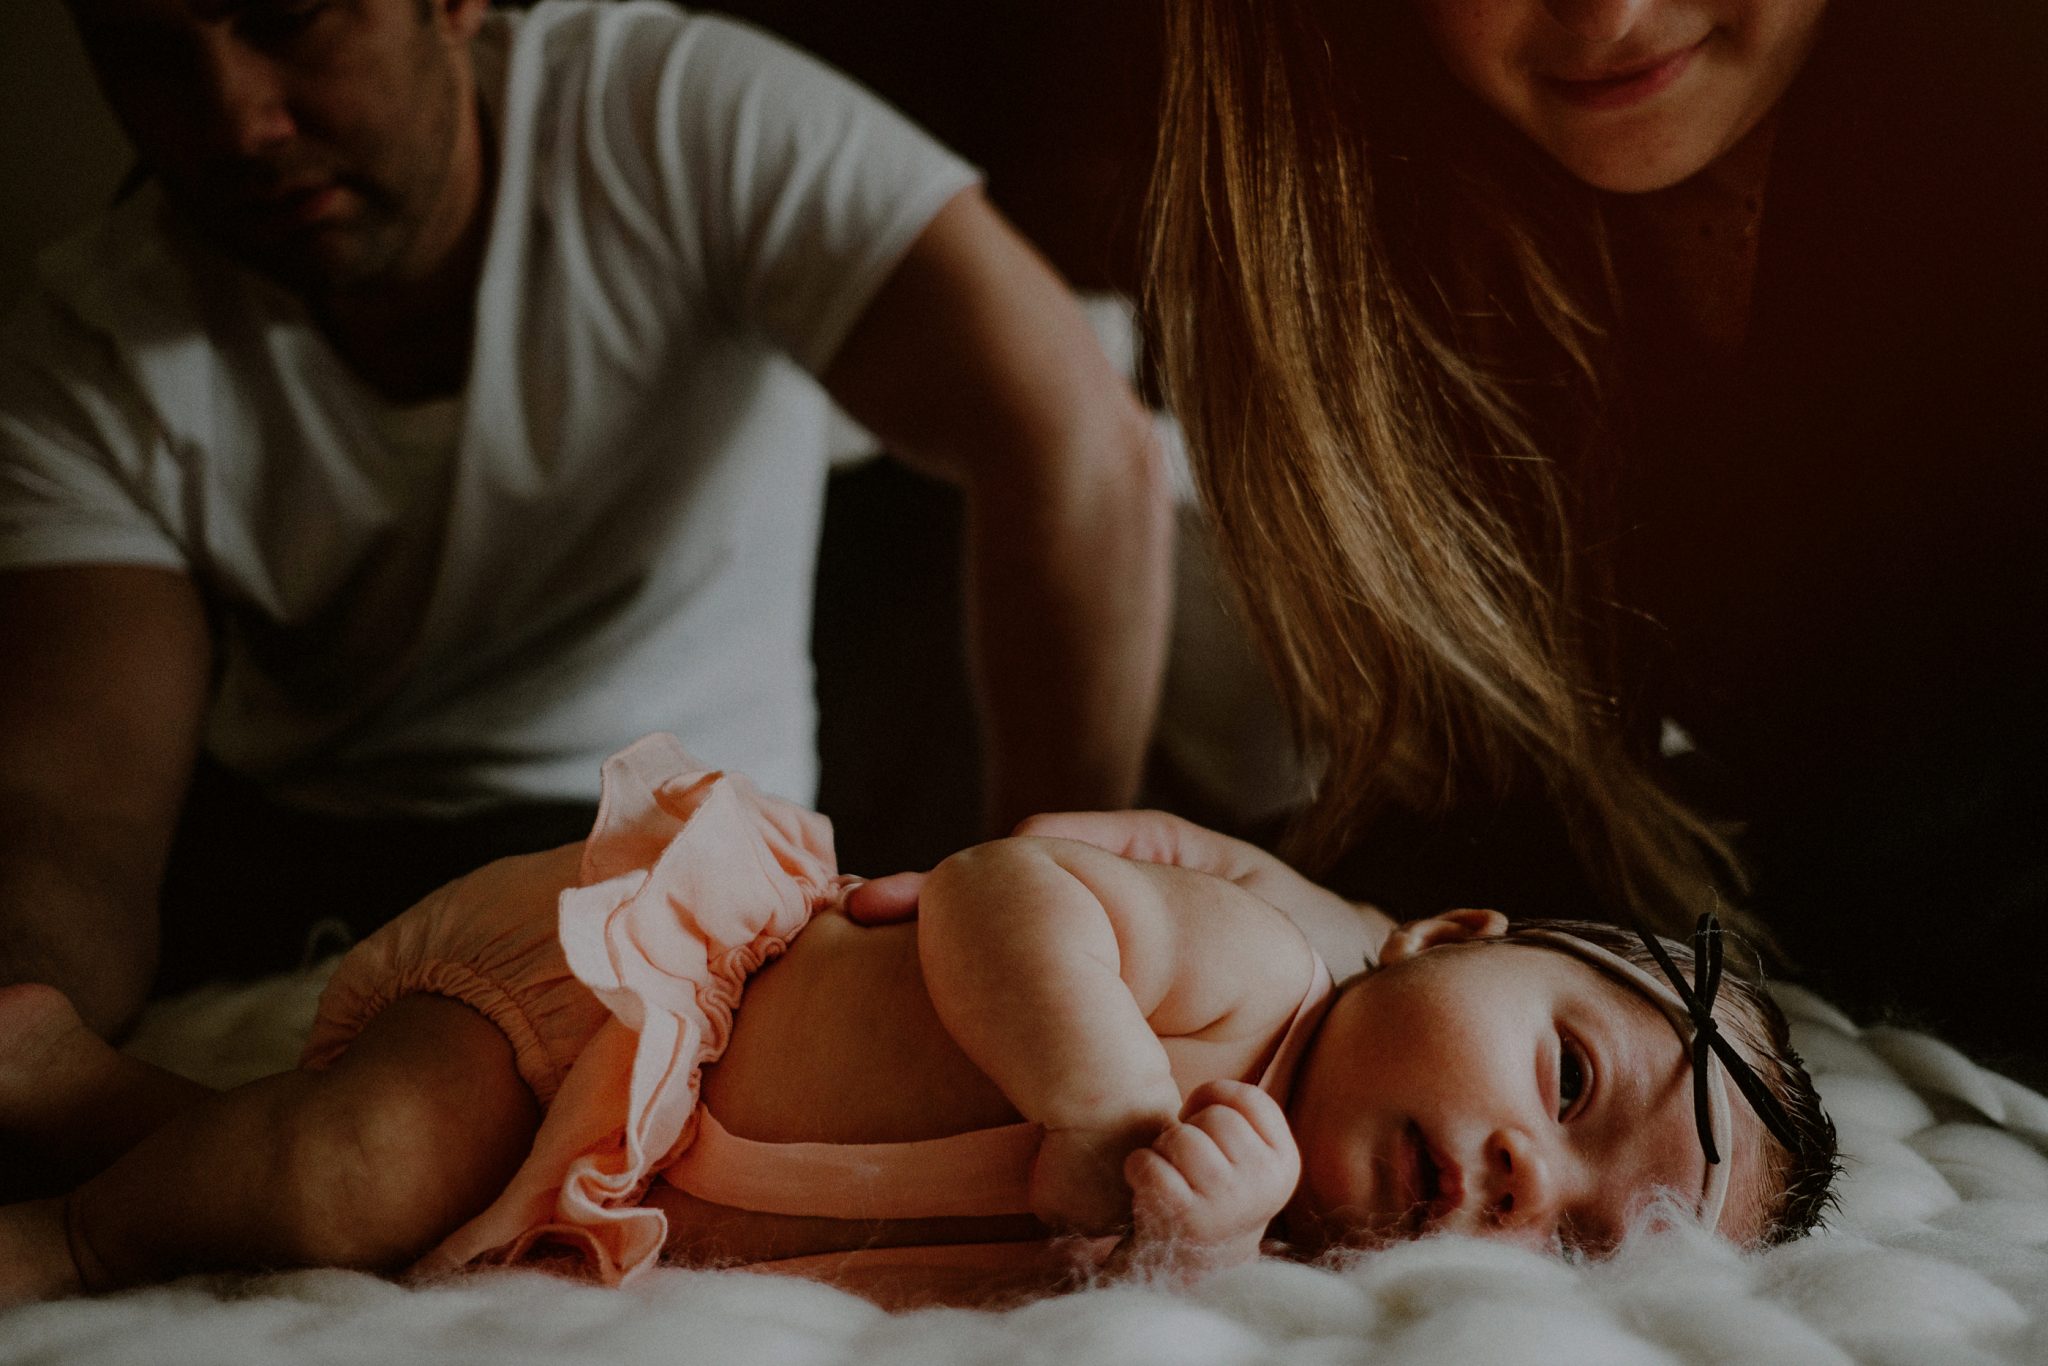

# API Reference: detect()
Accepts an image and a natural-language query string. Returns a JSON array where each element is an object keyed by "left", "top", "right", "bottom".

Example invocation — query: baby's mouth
[{"left": 1405, "top": 1123, "right": 1464, "bottom": 1233}]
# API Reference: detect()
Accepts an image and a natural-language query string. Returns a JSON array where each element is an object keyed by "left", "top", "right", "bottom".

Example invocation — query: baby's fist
[{"left": 1123, "top": 1080, "right": 1300, "bottom": 1263}]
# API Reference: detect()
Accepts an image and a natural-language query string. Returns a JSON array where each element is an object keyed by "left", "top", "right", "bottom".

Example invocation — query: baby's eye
[{"left": 1557, "top": 1035, "right": 1589, "bottom": 1119}]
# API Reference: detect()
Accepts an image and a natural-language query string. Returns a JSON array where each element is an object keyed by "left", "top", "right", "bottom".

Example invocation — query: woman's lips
[{"left": 1543, "top": 39, "right": 1706, "bottom": 111}]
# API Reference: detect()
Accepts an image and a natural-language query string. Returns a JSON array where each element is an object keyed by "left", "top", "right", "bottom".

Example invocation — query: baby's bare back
[
  {"left": 656, "top": 896, "right": 1290, "bottom": 1266},
  {"left": 706, "top": 911, "right": 1023, "bottom": 1143},
  {"left": 657, "top": 910, "right": 1042, "bottom": 1263}
]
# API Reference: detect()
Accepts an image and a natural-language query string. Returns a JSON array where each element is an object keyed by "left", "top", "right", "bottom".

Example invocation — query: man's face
[
  {"left": 1284, "top": 937, "right": 1768, "bottom": 1256},
  {"left": 70, "top": 0, "right": 481, "bottom": 295},
  {"left": 1411, "top": 0, "right": 1828, "bottom": 192}
]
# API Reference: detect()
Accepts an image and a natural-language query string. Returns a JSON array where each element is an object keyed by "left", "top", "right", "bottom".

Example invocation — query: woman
[{"left": 1144, "top": 0, "right": 2048, "bottom": 1074}]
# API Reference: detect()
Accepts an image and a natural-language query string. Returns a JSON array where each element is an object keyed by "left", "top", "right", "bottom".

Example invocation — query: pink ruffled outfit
[{"left": 305, "top": 733, "right": 849, "bottom": 1281}]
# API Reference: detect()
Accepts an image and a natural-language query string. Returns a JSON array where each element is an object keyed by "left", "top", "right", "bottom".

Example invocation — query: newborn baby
[{"left": 0, "top": 735, "right": 1835, "bottom": 1308}]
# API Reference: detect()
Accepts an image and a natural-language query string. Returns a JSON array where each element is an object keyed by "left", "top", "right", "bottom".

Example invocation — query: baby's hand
[{"left": 1120, "top": 1080, "right": 1300, "bottom": 1276}]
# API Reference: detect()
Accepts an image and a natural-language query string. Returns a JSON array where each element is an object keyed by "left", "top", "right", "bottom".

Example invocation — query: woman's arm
[{"left": 916, "top": 836, "right": 1309, "bottom": 1233}]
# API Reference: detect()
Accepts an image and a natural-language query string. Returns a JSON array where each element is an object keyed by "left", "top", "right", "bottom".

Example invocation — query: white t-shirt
[{"left": 0, "top": 1, "right": 978, "bottom": 816}]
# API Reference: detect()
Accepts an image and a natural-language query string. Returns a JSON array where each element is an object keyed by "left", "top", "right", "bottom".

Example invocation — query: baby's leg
[
  {"left": 0, "top": 983, "right": 213, "bottom": 1197},
  {"left": 3, "top": 993, "right": 539, "bottom": 1302}
]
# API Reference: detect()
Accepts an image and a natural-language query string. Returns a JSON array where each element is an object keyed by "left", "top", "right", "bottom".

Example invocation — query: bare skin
[
  {"left": 1605, "top": 110, "right": 1780, "bottom": 377},
  {"left": 0, "top": 832, "right": 1766, "bottom": 1306},
  {"left": 0, "top": 990, "right": 537, "bottom": 1304},
  {"left": 0, "top": 842, "right": 1323, "bottom": 1305},
  {"left": 5, "top": 5, "right": 1168, "bottom": 1052},
  {"left": 0, "top": 985, "right": 208, "bottom": 1192}
]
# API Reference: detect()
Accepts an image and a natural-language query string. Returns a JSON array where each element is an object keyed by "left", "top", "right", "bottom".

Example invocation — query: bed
[{"left": 3, "top": 965, "right": 2045, "bottom": 1365}]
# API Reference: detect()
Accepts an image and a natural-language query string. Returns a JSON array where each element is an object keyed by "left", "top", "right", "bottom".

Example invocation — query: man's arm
[
  {"left": 917, "top": 835, "right": 1308, "bottom": 1232},
  {"left": 821, "top": 188, "right": 1171, "bottom": 835},
  {"left": 0, "top": 566, "right": 210, "bottom": 1036}
]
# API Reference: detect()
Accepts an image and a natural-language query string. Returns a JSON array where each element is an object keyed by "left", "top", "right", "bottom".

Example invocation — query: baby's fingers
[
  {"left": 1180, "top": 1080, "right": 1296, "bottom": 1162},
  {"left": 1125, "top": 1145, "right": 1197, "bottom": 1215},
  {"left": 1148, "top": 1116, "right": 1243, "bottom": 1197}
]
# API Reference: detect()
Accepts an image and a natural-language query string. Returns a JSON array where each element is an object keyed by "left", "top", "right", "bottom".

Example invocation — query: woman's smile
[{"left": 1540, "top": 34, "right": 1708, "bottom": 110}]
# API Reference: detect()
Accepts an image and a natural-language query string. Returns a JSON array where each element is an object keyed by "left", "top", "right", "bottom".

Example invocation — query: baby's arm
[
  {"left": 917, "top": 837, "right": 1310, "bottom": 1244},
  {"left": 1010, "top": 810, "right": 1396, "bottom": 974}
]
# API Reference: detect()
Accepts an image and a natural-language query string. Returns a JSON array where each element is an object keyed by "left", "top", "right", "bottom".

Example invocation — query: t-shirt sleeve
[
  {"left": 0, "top": 289, "right": 187, "bottom": 573},
  {"left": 595, "top": 6, "right": 983, "bottom": 375}
]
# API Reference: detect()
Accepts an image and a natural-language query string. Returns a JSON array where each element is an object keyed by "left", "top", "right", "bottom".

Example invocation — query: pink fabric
[
  {"left": 310, "top": 730, "right": 1336, "bottom": 1297},
  {"left": 302, "top": 843, "right": 609, "bottom": 1109},
  {"left": 696, "top": 956, "right": 1332, "bottom": 1307},
  {"left": 664, "top": 954, "right": 1335, "bottom": 1223},
  {"left": 412, "top": 733, "right": 846, "bottom": 1281}
]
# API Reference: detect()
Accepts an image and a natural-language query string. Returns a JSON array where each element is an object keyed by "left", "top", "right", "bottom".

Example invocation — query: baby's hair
[{"left": 1497, "top": 917, "right": 1840, "bottom": 1247}]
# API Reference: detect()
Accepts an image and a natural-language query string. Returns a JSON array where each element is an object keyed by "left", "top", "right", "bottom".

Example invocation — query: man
[{"left": 0, "top": 0, "right": 1169, "bottom": 1038}]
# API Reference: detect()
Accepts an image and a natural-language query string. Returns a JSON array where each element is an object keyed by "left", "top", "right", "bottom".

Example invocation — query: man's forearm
[
  {"left": 965, "top": 408, "right": 1172, "bottom": 834},
  {"left": 0, "top": 806, "right": 160, "bottom": 1037}
]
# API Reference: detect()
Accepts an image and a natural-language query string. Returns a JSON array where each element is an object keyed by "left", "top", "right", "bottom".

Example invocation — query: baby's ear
[{"left": 1378, "top": 908, "right": 1510, "bottom": 964}]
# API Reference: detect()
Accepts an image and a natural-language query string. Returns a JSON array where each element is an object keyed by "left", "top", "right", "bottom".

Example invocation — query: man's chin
[
  {"left": 246, "top": 237, "right": 382, "bottom": 298},
  {"left": 191, "top": 209, "right": 398, "bottom": 299}
]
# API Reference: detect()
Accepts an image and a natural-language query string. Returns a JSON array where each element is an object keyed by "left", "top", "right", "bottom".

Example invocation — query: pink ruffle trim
[{"left": 413, "top": 733, "right": 847, "bottom": 1283}]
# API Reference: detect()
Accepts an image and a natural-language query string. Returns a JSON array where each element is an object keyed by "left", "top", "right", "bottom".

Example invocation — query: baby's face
[{"left": 1284, "top": 937, "right": 1767, "bottom": 1256}]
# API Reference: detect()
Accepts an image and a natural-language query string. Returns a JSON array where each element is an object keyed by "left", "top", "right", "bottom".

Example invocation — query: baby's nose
[{"left": 1480, "top": 1127, "right": 1565, "bottom": 1242}]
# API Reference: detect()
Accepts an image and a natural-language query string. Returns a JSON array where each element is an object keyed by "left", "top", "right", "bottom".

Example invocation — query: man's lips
[
  {"left": 242, "top": 182, "right": 348, "bottom": 230},
  {"left": 1542, "top": 38, "right": 1707, "bottom": 111}
]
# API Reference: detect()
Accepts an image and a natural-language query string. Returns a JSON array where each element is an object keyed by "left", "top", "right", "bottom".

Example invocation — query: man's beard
[{"left": 176, "top": 177, "right": 421, "bottom": 301}]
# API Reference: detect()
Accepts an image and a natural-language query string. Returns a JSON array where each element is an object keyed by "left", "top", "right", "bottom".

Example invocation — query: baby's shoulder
[{"left": 1141, "top": 866, "right": 1320, "bottom": 1043}]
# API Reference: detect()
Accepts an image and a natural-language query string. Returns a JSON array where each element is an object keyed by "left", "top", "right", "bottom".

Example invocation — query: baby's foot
[
  {"left": 0, "top": 984, "right": 120, "bottom": 1141},
  {"left": 0, "top": 1198, "right": 83, "bottom": 1305}
]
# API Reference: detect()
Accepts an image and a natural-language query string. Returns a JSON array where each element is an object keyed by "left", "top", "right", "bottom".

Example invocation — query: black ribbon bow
[{"left": 1635, "top": 913, "right": 1803, "bottom": 1163}]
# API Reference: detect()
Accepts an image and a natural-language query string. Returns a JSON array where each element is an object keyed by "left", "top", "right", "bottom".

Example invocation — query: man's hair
[{"left": 1500, "top": 917, "right": 1840, "bottom": 1247}]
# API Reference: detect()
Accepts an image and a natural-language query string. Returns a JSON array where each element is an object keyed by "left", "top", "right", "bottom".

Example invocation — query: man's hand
[{"left": 1118, "top": 1080, "right": 1299, "bottom": 1278}]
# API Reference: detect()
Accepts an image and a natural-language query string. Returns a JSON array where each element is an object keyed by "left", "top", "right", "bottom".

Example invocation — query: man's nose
[
  {"left": 1542, "top": 0, "right": 1659, "bottom": 46},
  {"left": 198, "top": 38, "right": 296, "bottom": 160}
]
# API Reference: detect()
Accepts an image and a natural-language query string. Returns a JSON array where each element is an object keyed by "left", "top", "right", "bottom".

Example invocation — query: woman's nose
[{"left": 1542, "top": 0, "right": 1658, "bottom": 46}]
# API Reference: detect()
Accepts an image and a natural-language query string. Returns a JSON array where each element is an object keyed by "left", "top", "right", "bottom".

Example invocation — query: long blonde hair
[{"left": 1145, "top": 0, "right": 1750, "bottom": 940}]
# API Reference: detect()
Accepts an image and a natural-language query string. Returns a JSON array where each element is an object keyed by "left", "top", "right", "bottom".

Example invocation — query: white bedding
[{"left": 5, "top": 969, "right": 2047, "bottom": 1365}]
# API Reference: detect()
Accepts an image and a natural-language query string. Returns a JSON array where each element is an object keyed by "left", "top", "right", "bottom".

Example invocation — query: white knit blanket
[{"left": 4, "top": 970, "right": 2047, "bottom": 1365}]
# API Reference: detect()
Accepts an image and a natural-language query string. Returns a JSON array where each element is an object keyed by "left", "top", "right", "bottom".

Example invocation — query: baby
[{"left": 0, "top": 735, "right": 1835, "bottom": 1309}]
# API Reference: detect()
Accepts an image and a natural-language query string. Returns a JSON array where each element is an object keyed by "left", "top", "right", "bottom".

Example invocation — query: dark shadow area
[
  {"left": 718, "top": 0, "right": 1161, "bottom": 292},
  {"left": 810, "top": 458, "right": 982, "bottom": 876}
]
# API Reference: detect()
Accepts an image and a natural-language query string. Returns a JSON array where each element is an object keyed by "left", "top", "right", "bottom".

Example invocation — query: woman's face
[{"left": 1412, "top": 0, "right": 1827, "bottom": 192}]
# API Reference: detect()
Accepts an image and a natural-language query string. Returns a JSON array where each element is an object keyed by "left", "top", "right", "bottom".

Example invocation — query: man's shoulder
[
  {"left": 490, "top": 0, "right": 762, "bottom": 89},
  {"left": 493, "top": 0, "right": 911, "bottom": 143}
]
